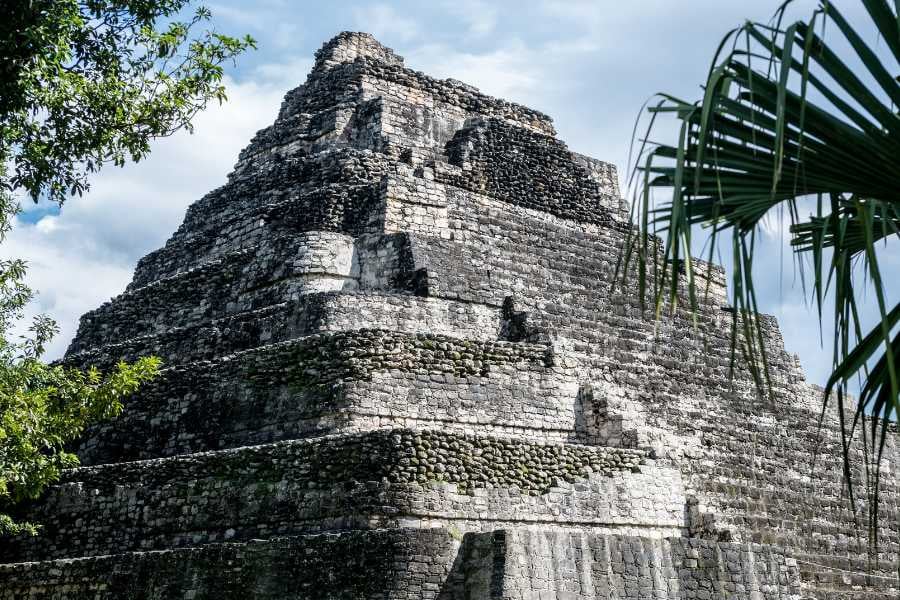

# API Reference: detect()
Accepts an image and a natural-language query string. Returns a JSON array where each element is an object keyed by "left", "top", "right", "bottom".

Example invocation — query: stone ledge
[
  {"left": 65, "top": 292, "right": 503, "bottom": 370},
  {"left": 69, "top": 230, "right": 417, "bottom": 353},
  {"left": 0, "top": 529, "right": 805, "bottom": 600},
  {"left": 440, "top": 117, "right": 619, "bottom": 226},
  {"left": 0, "top": 528, "right": 458, "bottom": 600},
  {"left": 73, "top": 328, "right": 572, "bottom": 465},
  {"left": 4, "top": 430, "right": 662, "bottom": 562}
]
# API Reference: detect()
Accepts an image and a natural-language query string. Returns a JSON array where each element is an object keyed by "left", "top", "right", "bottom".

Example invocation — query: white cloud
[
  {"left": 440, "top": 0, "right": 498, "bottom": 37},
  {"left": 34, "top": 215, "right": 59, "bottom": 235},
  {"left": 256, "top": 56, "right": 314, "bottom": 85},
  {"left": 351, "top": 4, "right": 421, "bottom": 43},
  {"left": 208, "top": 3, "right": 272, "bottom": 30},
  {"left": 406, "top": 39, "right": 544, "bottom": 104},
  {"left": 271, "top": 22, "right": 303, "bottom": 49},
  {"left": 5, "top": 221, "right": 135, "bottom": 360},
  {"left": 208, "top": 2, "right": 304, "bottom": 50}
]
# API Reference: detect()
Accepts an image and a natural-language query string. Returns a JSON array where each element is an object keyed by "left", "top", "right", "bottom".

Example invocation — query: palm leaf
[{"left": 618, "top": 0, "right": 900, "bottom": 547}]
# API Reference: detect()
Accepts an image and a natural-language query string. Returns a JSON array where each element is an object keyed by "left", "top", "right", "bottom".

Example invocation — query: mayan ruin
[{"left": 0, "top": 31, "right": 896, "bottom": 599}]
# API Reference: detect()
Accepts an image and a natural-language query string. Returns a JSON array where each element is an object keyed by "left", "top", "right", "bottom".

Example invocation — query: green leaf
[{"left": 620, "top": 0, "right": 900, "bottom": 552}]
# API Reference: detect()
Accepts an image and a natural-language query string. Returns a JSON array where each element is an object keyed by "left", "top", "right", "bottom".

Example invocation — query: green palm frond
[{"left": 621, "top": 0, "right": 899, "bottom": 540}]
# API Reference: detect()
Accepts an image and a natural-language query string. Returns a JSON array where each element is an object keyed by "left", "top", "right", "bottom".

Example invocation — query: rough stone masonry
[{"left": 1, "top": 32, "right": 897, "bottom": 600}]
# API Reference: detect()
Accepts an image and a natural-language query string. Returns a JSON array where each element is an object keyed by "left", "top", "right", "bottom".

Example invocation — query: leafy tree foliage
[
  {"left": 0, "top": 1, "right": 253, "bottom": 534},
  {"left": 624, "top": 0, "right": 897, "bottom": 544},
  {"left": 0, "top": 0, "right": 256, "bottom": 203},
  {"left": 0, "top": 193, "right": 160, "bottom": 536}
]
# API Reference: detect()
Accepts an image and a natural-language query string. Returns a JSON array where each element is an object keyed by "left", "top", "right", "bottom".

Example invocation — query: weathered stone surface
[
  {"left": 0, "top": 529, "right": 805, "bottom": 600},
  {"left": 2, "top": 31, "right": 897, "bottom": 599},
  {"left": 4, "top": 431, "right": 679, "bottom": 562}
]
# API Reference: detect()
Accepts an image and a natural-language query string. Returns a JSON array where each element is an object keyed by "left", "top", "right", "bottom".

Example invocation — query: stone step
[
  {"left": 401, "top": 225, "right": 792, "bottom": 392},
  {"left": 129, "top": 116, "right": 630, "bottom": 297},
  {"left": 129, "top": 161, "right": 454, "bottom": 292},
  {"left": 0, "top": 528, "right": 461, "bottom": 600},
  {"left": 812, "top": 591, "right": 900, "bottom": 600},
  {"left": 74, "top": 329, "right": 564, "bottom": 465},
  {"left": 131, "top": 181, "right": 385, "bottom": 289},
  {"left": 795, "top": 551, "right": 899, "bottom": 590},
  {"left": 70, "top": 245, "right": 281, "bottom": 354},
  {"left": 71, "top": 170, "right": 645, "bottom": 364},
  {"left": 65, "top": 291, "right": 501, "bottom": 371},
  {"left": 65, "top": 300, "right": 301, "bottom": 370},
  {"left": 0, "top": 528, "right": 809, "bottom": 600},
  {"left": 409, "top": 229, "right": 724, "bottom": 318},
  {"left": 2, "top": 429, "right": 676, "bottom": 562},
  {"left": 67, "top": 232, "right": 417, "bottom": 355},
  {"left": 130, "top": 147, "right": 395, "bottom": 285},
  {"left": 436, "top": 180, "right": 727, "bottom": 308},
  {"left": 438, "top": 117, "right": 622, "bottom": 225},
  {"left": 237, "top": 47, "right": 554, "bottom": 172}
]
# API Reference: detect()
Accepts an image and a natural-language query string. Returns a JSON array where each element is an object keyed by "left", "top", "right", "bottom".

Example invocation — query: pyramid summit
[{"left": 1, "top": 32, "right": 897, "bottom": 599}]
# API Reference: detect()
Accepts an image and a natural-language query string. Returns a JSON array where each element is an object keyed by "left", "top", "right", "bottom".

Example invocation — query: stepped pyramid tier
[{"left": 2, "top": 31, "right": 897, "bottom": 599}]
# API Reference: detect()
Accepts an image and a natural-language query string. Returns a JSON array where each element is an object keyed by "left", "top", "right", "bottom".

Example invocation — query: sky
[{"left": 7, "top": 0, "right": 898, "bottom": 389}]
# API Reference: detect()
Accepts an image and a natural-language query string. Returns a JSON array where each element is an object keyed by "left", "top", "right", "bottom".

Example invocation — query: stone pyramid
[{"left": 1, "top": 32, "right": 897, "bottom": 599}]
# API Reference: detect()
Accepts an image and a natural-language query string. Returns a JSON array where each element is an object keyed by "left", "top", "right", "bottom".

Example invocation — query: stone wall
[
  {"left": 74, "top": 330, "right": 569, "bottom": 463},
  {"left": 66, "top": 292, "right": 501, "bottom": 371},
  {"left": 0, "top": 528, "right": 802, "bottom": 600},
  {"left": 492, "top": 530, "right": 803, "bottom": 599},
  {"left": 4, "top": 430, "right": 679, "bottom": 562},
  {"left": 441, "top": 117, "right": 623, "bottom": 223},
  {"left": 0, "top": 529, "right": 459, "bottom": 600},
  {"left": 388, "top": 159, "right": 900, "bottom": 591}
]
